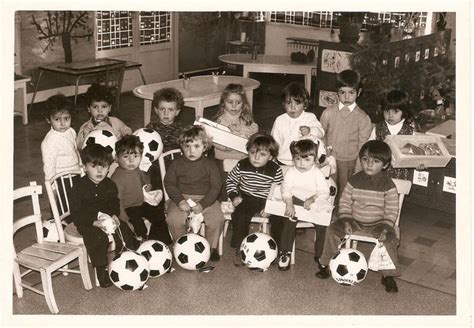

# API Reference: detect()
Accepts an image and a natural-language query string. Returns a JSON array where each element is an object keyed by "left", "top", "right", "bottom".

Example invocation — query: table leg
[
  {"left": 21, "top": 83, "right": 28, "bottom": 125},
  {"left": 144, "top": 100, "right": 152, "bottom": 127},
  {"left": 305, "top": 71, "right": 312, "bottom": 96},
  {"left": 245, "top": 90, "right": 254, "bottom": 113},
  {"left": 29, "top": 69, "right": 44, "bottom": 115},
  {"left": 74, "top": 76, "right": 83, "bottom": 106},
  {"left": 194, "top": 102, "right": 204, "bottom": 119},
  {"left": 138, "top": 68, "right": 147, "bottom": 85},
  {"left": 243, "top": 66, "right": 250, "bottom": 78}
]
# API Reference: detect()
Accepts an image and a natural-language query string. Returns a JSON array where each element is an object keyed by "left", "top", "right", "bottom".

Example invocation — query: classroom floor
[{"left": 12, "top": 74, "right": 457, "bottom": 317}]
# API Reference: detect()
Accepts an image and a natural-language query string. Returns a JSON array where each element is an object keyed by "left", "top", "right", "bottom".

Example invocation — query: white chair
[
  {"left": 44, "top": 169, "right": 115, "bottom": 286},
  {"left": 158, "top": 149, "right": 225, "bottom": 255},
  {"left": 13, "top": 181, "right": 92, "bottom": 314},
  {"left": 345, "top": 178, "right": 412, "bottom": 249}
]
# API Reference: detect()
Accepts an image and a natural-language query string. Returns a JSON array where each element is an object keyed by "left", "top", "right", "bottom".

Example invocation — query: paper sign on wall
[
  {"left": 442, "top": 176, "right": 456, "bottom": 194},
  {"left": 413, "top": 170, "right": 429, "bottom": 187}
]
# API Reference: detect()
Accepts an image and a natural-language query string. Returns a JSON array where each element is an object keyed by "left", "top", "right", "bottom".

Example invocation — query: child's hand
[
  {"left": 178, "top": 200, "right": 191, "bottom": 213},
  {"left": 111, "top": 215, "right": 120, "bottom": 226},
  {"left": 378, "top": 230, "right": 387, "bottom": 242},
  {"left": 191, "top": 202, "right": 203, "bottom": 215},
  {"left": 143, "top": 184, "right": 152, "bottom": 192},
  {"left": 344, "top": 221, "right": 352, "bottom": 235},
  {"left": 92, "top": 220, "right": 103, "bottom": 229},
  {"left": 232, "top": 196, "right": 243, "bottom": 207},
  {"left": 228, "top": 123, "right": 242, "bottom": 133},
  {"left": 258, "top": 209, "right": 270, "bottom": 218},
  {"left": 304, "top": 196, "right": 315, "bottom": 210},
  {"left": 284, "top": 201, "right": 296, "bottom": 218}
]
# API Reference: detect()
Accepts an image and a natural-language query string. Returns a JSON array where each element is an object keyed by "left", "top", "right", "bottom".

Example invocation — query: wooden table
[
  {"left": 133, "top": 75, "right": 260, "bottom": 126},
  {"left": 219, "top": 54, "right": 315, "bottom": 95},
  {"left": 14, "top": 74, "right": 31, "bottom": 125}
]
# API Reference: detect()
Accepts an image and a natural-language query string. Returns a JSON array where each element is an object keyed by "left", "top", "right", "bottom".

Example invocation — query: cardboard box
[
  {"left": 264, "top": 185, "right": 332, "bottom": 226},
  {"left": 385, "top": 134, "right": 452, "bottom": 168},
  {"left": 425, "top": 119, "right": 456, "bottom": 138},
  {"left": 194, "top": 117, "right": 248, "bottom": 153}
]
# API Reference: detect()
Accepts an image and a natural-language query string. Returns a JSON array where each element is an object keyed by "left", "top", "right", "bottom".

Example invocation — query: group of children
[{"left": 41, "top": 69, "right": 417, "bottom": 293}]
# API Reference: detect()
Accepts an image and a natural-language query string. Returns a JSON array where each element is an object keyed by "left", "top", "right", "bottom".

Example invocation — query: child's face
[
  {"left": 360, "top": 152, "right": 388, "bottom": 176},
  {"left": 337, "top": 87, "right": 358, "bottom": 106},
  {"left": 248, "top": 147, "right": 273, "bottom": 168},
  {"left": 293, "top": 155, "right": 315, "bottom": 173},
  {"left": 383, "top": 109, "right": 403, "bottom": 126},
  {"left": 117, "top": 149, "right": 142, "bottom": 171},
  {"left": 88, "top": 101, "right": 111, "bottom": 122},
  {"left": 83, "top": 162, "right": 110, "bottom": 184},
  {"left": 48, "top": 112, "right": 71, "bottom": 133},
  {"left": 182, "top": 139, "right": 206, "bottom": 161},
  {"left": 223, "top": 93, "right": 243, "bottom": 116},
  {"left": 155, "top": 101, "right": 179, "bottom": 125},
  {"left": 283, "top": 97, "right": 305, "bottom": 118}
]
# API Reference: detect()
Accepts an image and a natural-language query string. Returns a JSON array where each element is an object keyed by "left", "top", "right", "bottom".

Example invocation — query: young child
[
  {"left": 76, "top": 83, "right": 132, "bottom": 148},
  {"left": 270, "top": 139, "right": 331, "bottom": 271},
  {"left": 164, "top": 125, "right": 225, "bottom": 262},
  {"left": 213, "top": 83, "right": 259, "bottom": 160},
  {"left": 110, "top": 135, "right": 173, "bottom": 244},
  {"left": 41, "top": 94, "right": 81, "bottom": 181},
  {"left": 226, "top": 132, "right": 283, "bottom": 266},
  {"left": 69, "top": 144, "right": 139, "bottom": 288},
  {"left": 320, "top": 70, "right": 372, "bottom": 195},
  {"left": 369, "top": 90, "right": 415, "bottom": 180},
  {"left": 316, "top": 140, "right": 401, "bottom": 293},
  {"left": 271, "top": 82, "right": 325, "bottom": 166}
]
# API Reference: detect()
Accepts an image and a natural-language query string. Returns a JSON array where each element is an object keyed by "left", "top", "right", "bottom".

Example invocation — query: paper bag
[{"left": 368, "top": 242, "right": 396, "bottom": 271}]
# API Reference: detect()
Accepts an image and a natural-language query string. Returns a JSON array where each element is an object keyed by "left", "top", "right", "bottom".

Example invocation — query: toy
[
  {"left": 133, "top": 128, "right": 163, "bottom": 163},
  {"left": 173, "top": 233, "right": 210, "bottom": 270},
  {"left": 329, "top": 248, "right": 368, "bottom": 285},
  {"left": 138, "top": 240, "right": 173, "bottom": 278},
  {"left": 42, "top": 218, "right": 66, "bottom": 242},
  {"left": 83, "top": 129, "right": 118, "bottom": 155},
  {"left": 239, "top": 232, "right": 278, "bottom": 271},
  {"left": 430, "top": 87, "right": 452, "bottom": 117},
  {"left": 108, "top": 251, "right": 150, "bottom": 290}
]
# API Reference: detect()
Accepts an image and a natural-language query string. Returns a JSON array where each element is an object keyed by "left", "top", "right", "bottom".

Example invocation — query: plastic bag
[{"left": 368, "top": 241, "right": 396, "bottom": 271}]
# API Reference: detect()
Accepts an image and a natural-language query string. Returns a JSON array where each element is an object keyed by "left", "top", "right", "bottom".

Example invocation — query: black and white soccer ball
[
  {"left": 42, "top": 218, "right": 66, "bottom": 242},
  {"left": 83, "top": 129, "right": 118, "bottom": 155},
  {"left": 240, "top": 232, "right": 278, "bottom": 271},
  {"left": 173, "top": 233, "right": 210, "bottom": 270},
  {"left": 329, "top": 248, "right": 368, "bottom": 285},
  {"left": 138, "top": 240, "right": 172, "bottom": 278},
  {"left": 133, "top": 128, "right": 163, "bottom": 163},
  {"left": 108, "top": 251, "right": 150, "bottom": 290}
]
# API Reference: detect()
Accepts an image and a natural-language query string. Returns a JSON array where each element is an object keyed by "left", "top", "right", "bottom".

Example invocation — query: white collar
[
  {"left": 338, "top": 102, "right": 357, "bottom": 112},
  {"left": 386, "top": 119, "right": 405, "bottom": 135}
]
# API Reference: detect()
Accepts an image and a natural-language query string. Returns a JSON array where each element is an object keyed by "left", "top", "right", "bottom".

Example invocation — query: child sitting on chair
[
  {"left": 70, "top": 144, "right": 139, "bottom": 288},
  {"left": 226, "top": 132, "right": 283, "bottom": 267},
  {"left": 164, "top": 125, "right": 225, "bottom": 262},
  {"left": 270, "top": 139, "right": 331, "bottom": 271},
  {"left": 76, "top": 83, "right": 132, "bottom": 148},
  {"left": 316, "top": 140, "right": 400, "bottom": 293},
  {"left": 111, "top": 135, "right": 173, "bottom": 244}
]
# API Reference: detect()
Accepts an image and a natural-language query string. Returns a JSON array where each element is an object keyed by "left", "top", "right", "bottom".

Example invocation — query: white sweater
[{"left": 281, "top": 166, "right": 330, "bottom": 203}]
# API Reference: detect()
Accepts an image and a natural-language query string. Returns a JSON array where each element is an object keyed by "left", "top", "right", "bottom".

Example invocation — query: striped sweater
[
  {"left": 338, "top": 170, "right": 399, "bottom": 227},
  {"left": 226, "top": 158, "right": 283, "bottom": 200}
]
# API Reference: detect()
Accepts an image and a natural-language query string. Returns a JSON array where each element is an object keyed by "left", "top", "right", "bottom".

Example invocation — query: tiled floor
[{"left": 12, "top": 74, "right": 457, "bottom": 315}]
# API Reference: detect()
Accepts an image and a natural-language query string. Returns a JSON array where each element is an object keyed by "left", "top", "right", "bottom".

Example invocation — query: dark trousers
[
  {"left": 269, "top": 215, "right": 297, "bottom": 253},
  {"left": 230, "top": 195, "right": 266, "bottom": 248},
  {"left": 313, "top": 224, "right": 327, "bottom": 258},
  {"left": 125, "top": 203, "right": 173, "bottom": 244},
  {"left": 77, "top": 220, "right": 138, "bottom": 268}
]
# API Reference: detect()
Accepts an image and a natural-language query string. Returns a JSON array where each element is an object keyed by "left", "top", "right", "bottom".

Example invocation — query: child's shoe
[
  {"left": 381, "top": 276, "right": 398, "bottom": 293},
  {"left": 277, "top": 252, "right": 291, "bottom": 271},
  {"left": 315, "top": 265, "right": 330, "bottom": 279},
  {"left": 233, "top": 249, "right": 244, "bottom": 267},
  {"left": 313, "top": 256, "right": 325, "bottom": 271},
  {"left": 96, "top": 266, "right": 112, "bottom": 288},
  {"left": 210, "top": 248, "right": 220, "bottom": 262}
]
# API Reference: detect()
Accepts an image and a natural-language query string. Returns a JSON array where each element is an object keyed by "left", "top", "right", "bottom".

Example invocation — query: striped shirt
[
  {"left": 338, "top": 170, "right": 399, "bottom": 227},
  {"left": 226, "top": 158, "right": 283, "bottom": 200}
]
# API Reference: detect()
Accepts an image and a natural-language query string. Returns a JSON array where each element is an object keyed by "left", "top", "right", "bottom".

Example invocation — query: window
[{"left": 139, "top": 11, "right": 172, "bottom": 45}]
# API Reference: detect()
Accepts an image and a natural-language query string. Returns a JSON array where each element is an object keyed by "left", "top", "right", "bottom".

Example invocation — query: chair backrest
[
  {"left": 104, "top": 62, "right": 126, "bottom": 90},
  {"left": 392, "top": 178, "right": 412, "bottom": 226},
  {"left": 158, "top": 149, "right": 183, "bottom": 201},
  {"left": 13, "top": 182, "right": 44, "bottom": 248},
  {"left": 44, "top": 169, "right": 82, "bottom": 242}
]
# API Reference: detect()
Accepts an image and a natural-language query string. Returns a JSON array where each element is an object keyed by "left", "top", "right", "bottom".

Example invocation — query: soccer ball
[
  {"left": 329, "top": 248, "right": 368, "bottom": 285},
  {"left": 138, "top": 240, "right": 172, "bottom": 278},
  {"left": 173, "top": 233, "right": 210, "bottom": 270},
  {"left": 83, "top": 129, "right": 118, "bottom": 154},
  {"left": 133, "top": 128, "right": 163, "bottom": 163},
  {"left": 42, "top": 219, "right": 66, "bottom": 242},
  {"left": 326, "top": 177, "right": 337, "bottom": 206},
  {"left": 240, "top": 232, "right": 278, "bottom": 270},
  {"left": 108, "top": 251, "right": 150, "bottom": 290}
]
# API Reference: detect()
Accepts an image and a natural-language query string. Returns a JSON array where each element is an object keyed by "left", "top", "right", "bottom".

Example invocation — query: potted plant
[{"left": 337, "top": 12, "right": 367, "bottom": 44}]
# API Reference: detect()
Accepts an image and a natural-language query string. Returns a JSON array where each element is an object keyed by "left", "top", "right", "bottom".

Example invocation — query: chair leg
[
  {"left": 13, "top": 261, "right": 23, "bottom": 298},
  {"left": 41, "top": 269, "right": 59, "bottom": 314},
  {"left": 94, "top": 268, "right": 100, "bottom": 287},
  {"left": 223, "top": 220, "right": 229, "bottom": 238},
  {"left": 218, "top": 231, "right": 224, "bottom": 256},
  {"left": 78, "top": 250, "right": 93, "bottom": 290},
  {"left": 291, "top": 240, "right": 296, "bottom": 265}
]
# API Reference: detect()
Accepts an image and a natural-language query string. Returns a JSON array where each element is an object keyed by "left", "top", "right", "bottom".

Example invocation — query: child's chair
[
  {"left": 344, "top": 178, "right": 412, "bottom": 249},
  {"left": 44, "top": 169, "right": 115, "bottom": 286},
  {"left": 158, "top": 149, "right": 225, "bottom": 255},
  {"left": 100, "top": 62, "right": 126, "bottom": 114},
  {"left": 13, "top": 181, "right": 92, "bottom": 314}
]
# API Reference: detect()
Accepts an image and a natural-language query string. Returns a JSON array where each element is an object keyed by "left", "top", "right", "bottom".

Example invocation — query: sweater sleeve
[
  {"left": 270, "top": 117, "right": 283, "bottom": 147},
  {"left": 313, "top": 169, "right": 330, "bottom": 200},
  {"left": 198, "top": 159, "right": 222, "bottom": 209},
  {"left": 226, "top": 162, "right": 241, "bottom": 200},
  {"left": 117, "top": 119, "right": 132, "bottom": 138},
  {"left": 338, "top": 182, "right": 354, "bottom": 220},
  {"left": 163, "top": 161, "right": 185, "bottom": 206},
  {"left": 281, "top": 169, "right": 295, "bottom": 201},
  {"left": 383, "top": 186, "right": 399, "bottom": 227},
  {"left": 357, "top": 113, "right": 373, "bottom": 152},
  {"left": 319, "top": 109, "right": 330, "bottom": 145},
  {"left": 41, "top": 136, "right": 57, "bottom": 181},
  {"left": 306, "top": 113, "right": 325, "bottom": 139}
]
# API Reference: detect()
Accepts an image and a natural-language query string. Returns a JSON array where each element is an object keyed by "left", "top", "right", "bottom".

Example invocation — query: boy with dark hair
[
  {"left": 70, "top": 144, "right": 139, "bottom": 288},
  {"left": 316, "top": 140, "right": 401, "bottom": 293}
]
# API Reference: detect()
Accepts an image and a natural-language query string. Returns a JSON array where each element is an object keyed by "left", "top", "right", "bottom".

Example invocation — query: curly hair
[{"left": 152, "top": 87, "right": 185, "bottom": 111}]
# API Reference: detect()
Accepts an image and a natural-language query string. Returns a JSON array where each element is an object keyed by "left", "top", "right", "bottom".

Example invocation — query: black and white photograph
[{"left": 3, "top": 0, "right": 471, "bottom": 327}]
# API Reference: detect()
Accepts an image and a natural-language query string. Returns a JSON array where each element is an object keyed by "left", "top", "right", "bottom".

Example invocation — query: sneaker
[
  {"left": 233, "top": 250, "right": 244, "bottom": 267},
  {"left": 315, "top": 265, "right": 330, "bottom": 279},
  {"left": 96, "top": 266, "right": 112, "bottom": 288},
  {"left": 210, "top": 248, "right": 220, "bottom": 262},
  {"left": 278, "top": 252, "right": 291, "bottom": 271},
  {"left": 381, "top": 276, "right": 398, "bottom": 293}
]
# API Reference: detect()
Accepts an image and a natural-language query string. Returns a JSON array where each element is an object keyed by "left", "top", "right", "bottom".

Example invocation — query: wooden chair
[
  {"left": 345, "top": 178, "right": 412, "bottom": 249},
  {"left": 13, "top": 181, "right": 92, "bottom": 314},
  {"left": 158, "top": 149, "right": 225, "bottom": 255},
  {"left": 98, "top": 62, "right": 126, "bottom": 114}
]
